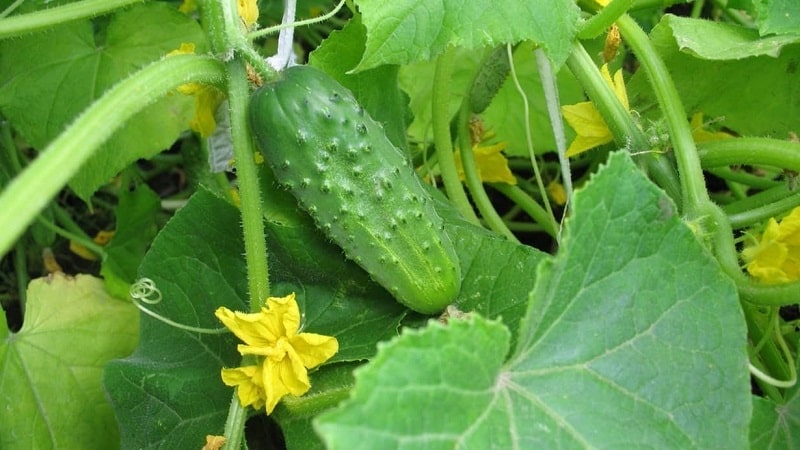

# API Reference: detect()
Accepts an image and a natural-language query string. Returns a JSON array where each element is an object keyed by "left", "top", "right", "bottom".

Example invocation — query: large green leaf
[
  {"left": 353, "top": 0, "right": 579, "bottom": 70},
  {"left": 657, "top": 15, "right": 800, "bottom": 59},
  {"left": 0, "top": 3, "right": 207, "bottom": 200},
  {"left": 628, "top": 14, "right": 800, "bottom": 137},
  {"left": 316, "top": 151, "right": 750, "bottom": 448},
  {"left": 754, "top": 0, "right": 800, "bottom": 36},
  {"left": 0, "top": 274, "right": 138, "bottom": 449}
]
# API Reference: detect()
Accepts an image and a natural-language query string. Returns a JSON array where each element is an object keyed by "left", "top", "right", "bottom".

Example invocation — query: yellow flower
[
  {"left": 70, "top": 230, "right": 115, "bottom": 261},
  {"left": 202, "top": 435, "right": 226, "bottom": 450},
  {"left": 166, "top": 43, "right": 225, "bottom": 138},
  {"left": 178, "top": 0, "right": 197, "bottom": 14},
  {"left": 546, "top": 180, "right": 567, "bottom": 206},
  {"left": 742, "top": 207, "right": 800, "bottom": 283},
  {"left": 562, "top": 64, "right": 629, "bottom": 157},
  {"left": 454, "top": 142, "right": 517, "bottom": 185},
  {"left": 215, "top": 293, "right": 339, "bottom": 414},
  {"left": 165, "top": 42, "right": 196, "bottom": 58},
  {"left": 238, "top": 0, "right": 259, "bottom": 29},
  {"left": 182, "top": 84, "right": 226, "bottom": 138},
  {"left": 690, "top": 112, "right": 733, "bottom": 143},
  {"left": 221, "top": 365, "right": 266, "bottom": 410}
]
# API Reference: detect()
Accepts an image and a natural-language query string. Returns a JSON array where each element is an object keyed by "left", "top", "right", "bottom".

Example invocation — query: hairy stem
[
  {"left": 617, "top": 14, "right": 708, "bottom": 215},
  {"left": 432, "top": 49, "right": 481, "bottom": 224}
]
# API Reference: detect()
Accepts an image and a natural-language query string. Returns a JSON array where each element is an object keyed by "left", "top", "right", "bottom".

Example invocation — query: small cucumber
[
  {"left": 249, "top": 66, "right": 461, "bottom": 314},
  {"left": 469, "top": 46, "right": 512, "bottom": 114}
]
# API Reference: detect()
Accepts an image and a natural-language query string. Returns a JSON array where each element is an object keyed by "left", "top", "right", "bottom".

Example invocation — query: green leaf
[
  {"left": 272, "top": 362, "right": 359, "bottom": 450},
  {"left": 514, "top": 151, "right": 750, "bottom": 448},
  {"left": 445, "top": 209, "right": 548, "bottom": 346},
  {"left": 754, "top": 0, "right": 800, "bottom": 36},
  {"left": 748, "top": 350, "right": 800, "bottom": 449},
  {"left": 100, "top": 182, "right": 160, "bottom": 299},
  {"left": 0, "top": 3, "right": 207, "bottom": 200},
  {"left": 309, "top": 17, "right": 410, "bottom": 152},
  {"left": 0, "top": 274, "right": 138, "bottom": 449},
  {"left": 104, "top": 189, "right": 410, "bottom": 447},
  {"left": 315, "top": 152, "right": 750, "bottom": 448},
  {"left": 315, "top": 316, "right": 512, "bottom": 448},
  {"left": 628, "top": 14, "right": 800, "bottom": 137},
  {"left": 103, "top": 189, "right": 249, "bottom": 449},
  {"left": 353, "top": 0, "right": 579, "bottom": 71},
  {"left": 659, "top": 15, "right": 800, "bottom": 59}
]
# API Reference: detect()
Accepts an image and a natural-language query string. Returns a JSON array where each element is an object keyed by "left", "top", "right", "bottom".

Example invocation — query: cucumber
[
  {"left": 469, "top": 46, "right": 511, "bottom": 114},
  {"left": 249, "top": 66, "right": 461, "bottom": 314}
]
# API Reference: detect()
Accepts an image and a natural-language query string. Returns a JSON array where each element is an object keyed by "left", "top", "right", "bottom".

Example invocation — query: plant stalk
[{"left": 432, "top": 49, "right": 480, "bottom": 224}]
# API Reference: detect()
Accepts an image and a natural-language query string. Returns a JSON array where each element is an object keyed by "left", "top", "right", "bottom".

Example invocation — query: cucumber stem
[
  {"left": 432, "top": 50, "right": 481, "bottom": 224},
  {"left": 617, "top": 14, "right": 709, "bottom": 216},
  {"left": 456, "top": 102, "right": 518, "bottom": 242}
]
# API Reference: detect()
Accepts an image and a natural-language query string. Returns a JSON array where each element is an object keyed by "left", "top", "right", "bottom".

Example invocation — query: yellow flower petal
[
  {"left": 546, "top": 180, "right": 567, "bottom": 206},
  {"left": 215, "top": 307, "right": 276, "bottom": 347},
  {"left": 562, "top": 64, "right": 629, "bottom": 157},
  {"left": 165, "top": 43, "right": 224, "bottom": 137},
  {"left": 221, "top": 365, "right": 266, "bottom": 410},
  {"left": 178, "top": 0, "right": 198, "bottom": 15},
  {"left": 69, "top": 230, "right": 115, "bottom": 261},
  {"left": 290, "top": 333, "right": 339, "bottom": 368},
  {"left": 690, "top": 112, "right": 733, "bottom": 143},
  {"left": 742, "top": 207, "right": 800, "bottom": 283},
  {"left": 189, "top": 86, "right": 225, "bottom": 137},
  {"left": 266, "top": 293, "right": 302, "bottom": 337},
  {"left": 454, "top": 142, "right": 517, "bottom": 185},
  {"left": 604, "top": 65, "right": 629, "bottom": 111},
  {"left": 237, "top": 0, "right": 259, "bottom": 29},
  {"left": 562, "top": 102, "right": 614, "bottom": 157},
  {"left": 165, "top": 42, "right": 195, "bottom": 58},
  {"left": 202, "top": 435, "right": 226, "bottom": 450}
]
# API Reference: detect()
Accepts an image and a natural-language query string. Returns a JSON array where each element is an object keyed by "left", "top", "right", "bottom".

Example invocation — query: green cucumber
[
  {"left": 249, "top": 65, "right": 461, "bottom": 314},
  {"left": 469, "top": 46, "right": 511, "bottom": 114}
]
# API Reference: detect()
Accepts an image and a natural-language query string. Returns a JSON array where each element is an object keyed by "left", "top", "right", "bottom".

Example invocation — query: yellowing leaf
[{"left": 0, "top": 274, "right": 138, "bottom": 448}]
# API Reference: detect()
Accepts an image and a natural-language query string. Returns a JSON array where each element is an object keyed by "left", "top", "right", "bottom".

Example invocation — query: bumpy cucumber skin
[
  {"left": 249, "top": 66, "right": 461, "bottom": 314},
  {"left": 469, "top": 46, "right": 511, "bottom": 114}
]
